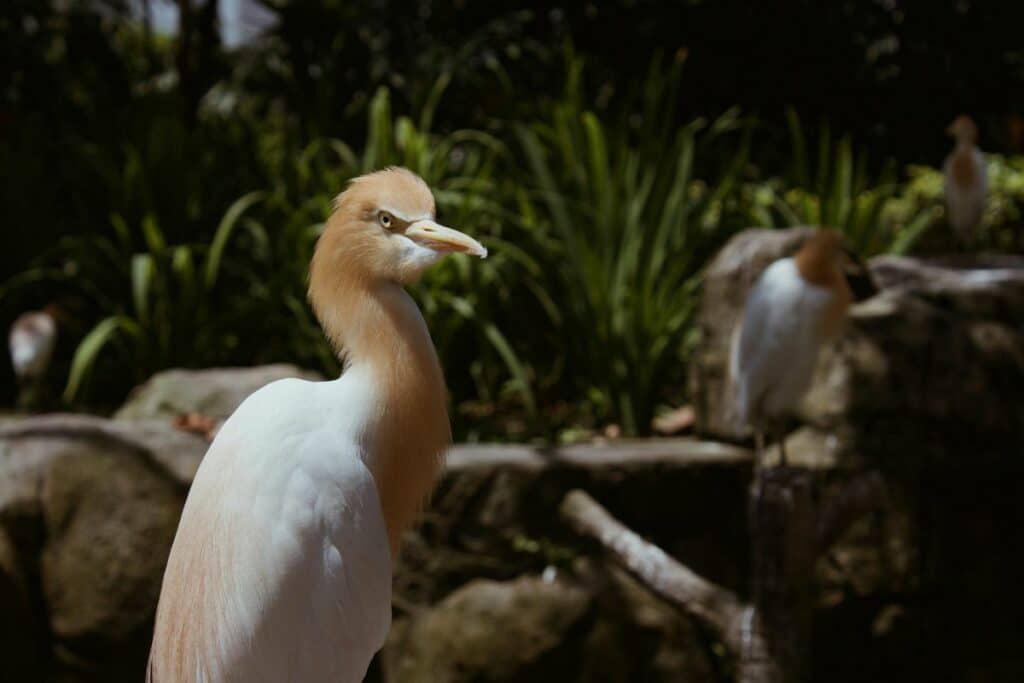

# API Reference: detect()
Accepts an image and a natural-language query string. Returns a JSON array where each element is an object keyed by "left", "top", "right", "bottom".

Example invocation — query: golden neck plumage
[{"left": 310, "top": 240, "right": 450, "bottom": 557}]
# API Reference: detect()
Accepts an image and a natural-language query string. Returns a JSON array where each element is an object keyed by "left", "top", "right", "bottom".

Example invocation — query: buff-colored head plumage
[
  {"left": 311, "top": 167, "right": 485, "bottom": 289},
  {"left": 308, "top": 168, "right": 486, "bottom": 347},
  {"left": 794, "top": 229, "right": 845, "bottom": 287},
  {"left": 947, "top": 115, "right": 979, "bottom": 144}
]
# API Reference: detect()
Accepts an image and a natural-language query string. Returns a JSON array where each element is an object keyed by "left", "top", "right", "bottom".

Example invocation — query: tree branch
[{"left": 559, "top": 489, "right": 749, "bottom": 653}]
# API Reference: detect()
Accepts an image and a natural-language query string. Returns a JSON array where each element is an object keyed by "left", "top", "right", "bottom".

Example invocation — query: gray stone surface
[
  {"left": 114, "top": 364, "right": 323, "bottom": 422},
  {"left": 383, "top": 576, "right": 592, "bottom": 683},
  {"left": 0, "top": 415, "right": 201, "bottom": 681}
]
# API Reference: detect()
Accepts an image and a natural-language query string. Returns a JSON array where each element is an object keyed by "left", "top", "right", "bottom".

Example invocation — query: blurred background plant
[
  {"left": 514, "top": 53, "right": 757, "bottom": 435},
  {"left": 3, "top": 0, "right": 1024, "bottom": 436}
]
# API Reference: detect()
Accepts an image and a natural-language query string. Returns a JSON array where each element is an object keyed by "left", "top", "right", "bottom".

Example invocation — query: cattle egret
[
  {"left": 148, "top": 167, "right": 487, "bottom": 683},
  {"left": 943, "top": 115, "right": 987, "bottom": 246},
  {"left": 730, "top": 230, "right": 851, "bottom": 466},
  {"left": 9, "top": 309, "right": 57, "bottom": 383}
]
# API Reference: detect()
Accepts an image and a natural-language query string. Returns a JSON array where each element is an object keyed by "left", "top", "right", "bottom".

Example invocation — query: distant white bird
[
  {"left": 9, "top": 309, "right": 58, "bottom": 383},
  {"left": 943, "top": 115, "right": 987, "bottom": 246},
  {"left": 730, "top": 230, "right": 851, "bottom": 466},
  {"left": 148, "top": 168, "right": 487, "bottom": 683}
]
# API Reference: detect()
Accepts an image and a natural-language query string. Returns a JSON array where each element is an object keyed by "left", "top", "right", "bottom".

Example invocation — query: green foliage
[
  {"left": 760, "top": 111, "right": 941, "bottom": 256},
  {"left": 62, "top": 194, "right": 263, "bottom": 402},
  {"left": 7, "top": 7, "right": 1023, "bottom": 437},
  {"left": 514, "top": 55, "right": 756, "bottom": 435},
  {"left": 886, "top": 156, "right": 1024, "bottom": 251},
  {"left": 39, "top": 79, "right": 545, "bottom": 419}
]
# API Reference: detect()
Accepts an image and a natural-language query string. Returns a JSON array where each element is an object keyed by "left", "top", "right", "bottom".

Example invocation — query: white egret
[
  {"left": 148, "top": 167, "right": 487, "bottom": 682},
  {"left": 943, "top": 115, "right": 987, "bottom": 246},
  {"left": 730, "top": 230, "right": 851, "bottom": 466}
]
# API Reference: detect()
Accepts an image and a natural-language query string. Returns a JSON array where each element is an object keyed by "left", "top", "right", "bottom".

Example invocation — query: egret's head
[
  {"left": 311, "top": 167, "right": 486, "bottom": 289},
  {"left": 794, "top": 228, "right": 848, "bottom": 286},
  {"left": 947, "top": 115, "right": 978, "bottom": 144}
]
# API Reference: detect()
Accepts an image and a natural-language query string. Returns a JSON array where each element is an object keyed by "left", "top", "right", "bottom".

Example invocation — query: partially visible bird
[
  {"left": 730, "top": 230, "right": 852, "bottom": 467},
  {"left": 9, "top": 308, "right": 57, "bottom": 384},
  {"left": 148, "top": 167, "right": 487, "bottom": 683},
  {"left": 943, "top": 115, "right": 988, "bottom": 247},
  {"left": 9, "top": 306, "right": 60, "bottom": 409}
]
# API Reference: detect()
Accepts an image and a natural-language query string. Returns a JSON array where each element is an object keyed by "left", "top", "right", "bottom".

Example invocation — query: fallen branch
[{"left": 559, "top": 488, "right": 749, "bottom": 654}]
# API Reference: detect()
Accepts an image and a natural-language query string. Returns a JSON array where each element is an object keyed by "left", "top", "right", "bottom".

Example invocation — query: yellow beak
[{"left": 405, "top": 220, "right": 487, "bottom": 258}]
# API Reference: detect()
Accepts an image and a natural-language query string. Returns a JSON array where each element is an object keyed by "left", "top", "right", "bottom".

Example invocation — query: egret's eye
[{"left": 378, "top": 211, "right": 394, "bottom": 230}]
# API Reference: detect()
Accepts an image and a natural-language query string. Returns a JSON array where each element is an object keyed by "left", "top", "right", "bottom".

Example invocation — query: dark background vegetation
[
  {"left": 3, "top": 0, "right": 1024, "bottom": 436},
  {"left": 2, "top": 4, "right": 1024, "bottom": 682}
]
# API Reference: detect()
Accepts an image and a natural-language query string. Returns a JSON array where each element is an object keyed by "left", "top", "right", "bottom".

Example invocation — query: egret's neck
[{"left": 318, "top": 279, "right": 450, "bottom": 556}]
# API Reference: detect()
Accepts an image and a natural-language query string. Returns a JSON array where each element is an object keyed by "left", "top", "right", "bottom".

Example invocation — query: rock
[
  {"left": 691, "top": 229, "right": 1024, "bottom": 681},
  {"left": 0, "top": 527, "right": 44, "bottom": 680},
  {"left": 692, "top": 228, "right": 1024, "bottom": 461},
  {"left": 0, "top": 415, "right": 203, "bottom": 682},
  {"left": 575, "top": 562, "right": 717, "bottom": 683},
  {"left": 385, "top": 564, "right": 718, "bottom": 683},
  {"left": 382, "top": 575, "right": 592, "bottom": 683},
  {"left": 114, "top": 364, "right": 323, "bottom": 422},
  {"left": 760, "top": 426, "right": 845, "bottom": 469},
  {"left": 41, "top": 446, "right": 184, "bottom": 679}
]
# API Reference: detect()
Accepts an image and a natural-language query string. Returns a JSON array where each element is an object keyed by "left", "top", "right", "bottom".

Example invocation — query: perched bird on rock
[
  {"left": 730, "top": 230, "right": 852, "bottom": 466},
  {"left": 943, "top": 115, "right": 988, "bottom": 247},
  {"left": 148, "top": 168, "right": 487, "bottom": 683}
]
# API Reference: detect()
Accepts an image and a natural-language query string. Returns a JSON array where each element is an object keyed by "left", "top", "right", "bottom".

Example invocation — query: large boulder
[
  {"left": 0, "top": 526, "right": 42, "bottom": 680},
  {"left": 114, "top": 364, "right": 323, "bottom": 422},
  {"left": 382, "top": 575, "right": 592, "bottom": 682},
  {"left": 383, "top": 566, "right": 717, "bottom": 683},
  {"left": 691, "top": 229, "right": 1024, "bottom": 681},
  {"left": 0, "top": 415, "right": 206, "bottom": 682},
  {"left": 575, "top": 563, "right": 718, "bottom": 683}
]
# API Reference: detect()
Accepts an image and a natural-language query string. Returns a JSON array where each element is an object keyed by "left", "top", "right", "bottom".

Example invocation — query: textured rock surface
[
  {"left": 575, "top": 563, "right": 718, "bottom": 683},
  {"left": 40, "top": 446, "right": 184, "bottom": 679},
  {"left": 384, "top": 566, "right": 719, "bottom": 683},
  {"left": 0, "top": 415, "right": 203, "bottom": 682},
  {"left": 383, "top": 576, "right": 592, "bottom": 682},
  {"left": 114, "top": 364, "right": 323, "bottom": 422},
  {"left": 0, "top": 527, "right": 43, "bottom": 680}
]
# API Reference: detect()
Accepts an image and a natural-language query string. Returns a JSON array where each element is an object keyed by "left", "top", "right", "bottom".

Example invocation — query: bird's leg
[
  {"left": 777, "top": 428, "right": 788, "bottom": 468},
  {"left": 754, "top": 429, "right": 765, "bottom": 473}
]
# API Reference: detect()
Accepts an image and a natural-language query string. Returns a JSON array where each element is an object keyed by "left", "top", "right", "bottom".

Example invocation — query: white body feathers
[
  {"left": 730, "top": 258, "right": 837, "bottom": 428},
  {"left": 148, "top": 371, "right": 392, "bottom": 683},
  {"left": 943, "top": 144, "right": 987, "bottom": 244}
]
